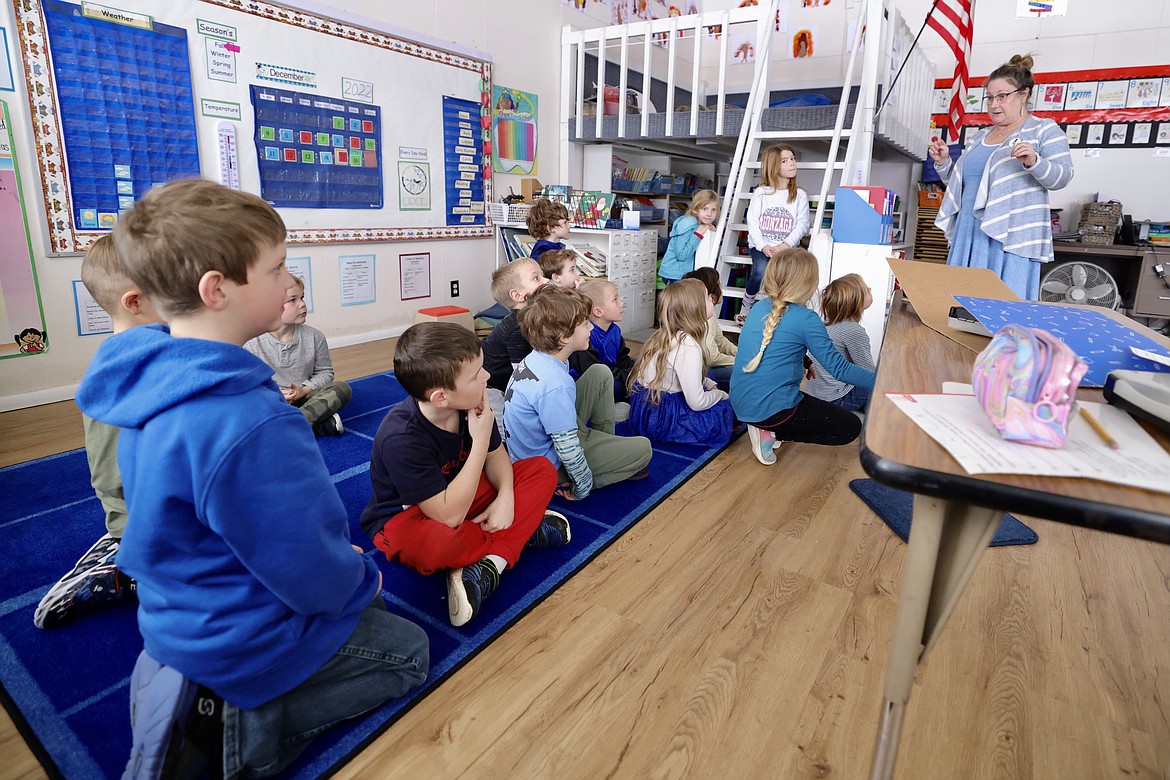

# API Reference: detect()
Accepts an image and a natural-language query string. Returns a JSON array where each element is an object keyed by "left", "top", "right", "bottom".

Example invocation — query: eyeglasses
[{"left": 981, "top": 88, "right": 1025, "bottom": 105}]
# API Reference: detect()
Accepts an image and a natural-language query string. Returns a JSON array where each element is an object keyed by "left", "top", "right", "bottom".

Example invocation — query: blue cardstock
[{"left": 955, "top": 296, "right": 1170, "bottom": 387}]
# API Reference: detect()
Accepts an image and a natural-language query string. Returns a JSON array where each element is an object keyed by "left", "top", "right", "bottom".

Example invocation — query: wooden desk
[{"left": 859, "top": 293, "right": 1170, "bottom": 780}]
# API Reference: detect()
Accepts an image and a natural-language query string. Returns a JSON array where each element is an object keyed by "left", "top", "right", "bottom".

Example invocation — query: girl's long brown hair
[
  {"left": 630, "top": 279, "right": 710, "bottom": 404},
  {"left": 759, "top": 143, "right": 798, "bottom": 202}
]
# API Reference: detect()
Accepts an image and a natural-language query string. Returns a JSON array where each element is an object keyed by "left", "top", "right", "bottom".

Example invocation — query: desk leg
[{"left": 868, "top": 495, "right": 1004, "bottom": 780}]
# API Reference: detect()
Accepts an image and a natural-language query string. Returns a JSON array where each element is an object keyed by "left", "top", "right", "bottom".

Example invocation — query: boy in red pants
[{"left": 361, "top": 322, "right": 569, "bottom": 627}]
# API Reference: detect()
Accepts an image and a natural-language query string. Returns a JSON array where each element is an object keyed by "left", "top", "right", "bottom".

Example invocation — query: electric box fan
[{"left": 1039, "top": 261, "right": 1121, "bottom": 309}]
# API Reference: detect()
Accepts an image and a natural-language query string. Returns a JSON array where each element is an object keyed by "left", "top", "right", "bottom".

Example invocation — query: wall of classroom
[
  {"left": 889, "top": 0, "right": 1170, "bottom": 224},
  {"left": 0, "top": 0, "right": 618, "bottom": 410}
]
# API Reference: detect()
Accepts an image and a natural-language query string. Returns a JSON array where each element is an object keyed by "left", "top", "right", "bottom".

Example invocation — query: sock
[{"left": 485, "top": 554, "right": 508, "bottom": 575}]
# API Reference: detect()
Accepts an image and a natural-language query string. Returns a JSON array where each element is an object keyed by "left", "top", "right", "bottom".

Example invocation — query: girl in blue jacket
[{"left": 658, "top": 189, "right": 720, "bottom": 284}]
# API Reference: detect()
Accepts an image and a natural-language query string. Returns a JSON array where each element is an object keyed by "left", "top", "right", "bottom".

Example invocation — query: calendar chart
[
  {"left": 42, "top": 0, "right": 201, "bottom": 234},
  {"left": 250, "top": 85, "right": 382, "bottom": 209}
]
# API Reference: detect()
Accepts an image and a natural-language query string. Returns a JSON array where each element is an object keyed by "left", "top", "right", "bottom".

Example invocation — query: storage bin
[
  {"left": 917, "top": 191, "right": 943, "bottom": 208},
  {"left": 486, "top": 202, "right": 533, "bottom": 224}
]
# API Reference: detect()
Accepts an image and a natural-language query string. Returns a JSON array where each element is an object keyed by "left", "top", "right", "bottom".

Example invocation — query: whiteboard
[{"left": 13, "top": 0, "right": 493, "bottom": 252}]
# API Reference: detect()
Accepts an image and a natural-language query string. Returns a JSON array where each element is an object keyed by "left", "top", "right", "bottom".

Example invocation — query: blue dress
[
  {"left": 627, "top": 388, "right": 733, "bottom": 448},
  {"left": 947, "top": 139, "right": 1041, "bottom": 300}
]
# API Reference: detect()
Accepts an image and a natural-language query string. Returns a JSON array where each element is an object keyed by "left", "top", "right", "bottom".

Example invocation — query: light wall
[{"left": 0, "top": 0, "right": 612, "bottom": 410}]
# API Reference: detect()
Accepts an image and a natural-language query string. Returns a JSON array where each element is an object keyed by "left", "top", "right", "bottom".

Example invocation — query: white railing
[
  {"left": 559, "top": 1, "right": 932, "bottom": 159},
  {"left": 561, "top": 6, "right": 771, "bottom": 143}
]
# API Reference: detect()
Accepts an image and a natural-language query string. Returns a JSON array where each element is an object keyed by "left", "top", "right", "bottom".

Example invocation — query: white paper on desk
[
  {"left": 1131, "top": 347, "right": 1170, "bottom": 368},
  {"left": 886, "top": 394, "right": 1170, "bottom": 494}
]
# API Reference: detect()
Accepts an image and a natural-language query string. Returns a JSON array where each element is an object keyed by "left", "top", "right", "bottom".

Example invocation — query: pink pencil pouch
[{"left": 971, "top": 324, "right": 1088, "bottom": 448}]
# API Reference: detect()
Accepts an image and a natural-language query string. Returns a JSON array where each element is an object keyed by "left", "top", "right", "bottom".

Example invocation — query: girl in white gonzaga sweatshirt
[{"left": 741, "top": 143, "right": 810, "bottom": 320}]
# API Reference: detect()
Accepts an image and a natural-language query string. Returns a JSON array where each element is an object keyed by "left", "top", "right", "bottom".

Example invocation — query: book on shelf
[
  {"left": 564, "top": 240, "right": 608, "bottom": 277},
  {"left": 569, "top": 190, "right": 614, "bottom": 229},
  {"left": 499, "top": 226, "right": 537, "bottom": 261}
]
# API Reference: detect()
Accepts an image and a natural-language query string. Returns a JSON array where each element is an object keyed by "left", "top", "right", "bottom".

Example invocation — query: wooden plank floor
[{"left": 2, "top": 338, "right": 1169, "bottom": 779}]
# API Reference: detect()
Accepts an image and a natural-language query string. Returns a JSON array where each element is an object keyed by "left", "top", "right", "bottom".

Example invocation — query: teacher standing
[{"left": 927, "top": 55, "right": 1074, "bottom": 300}]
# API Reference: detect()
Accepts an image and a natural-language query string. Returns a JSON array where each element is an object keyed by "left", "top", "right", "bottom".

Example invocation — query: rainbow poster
[{"left": 492, "top": 85, "right": 537, "bottom": 175}]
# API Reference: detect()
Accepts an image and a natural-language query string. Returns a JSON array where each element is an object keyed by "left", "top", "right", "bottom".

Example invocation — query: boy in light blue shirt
[{"left": 502, "top": 286, "right": 652, "bottom": 501}]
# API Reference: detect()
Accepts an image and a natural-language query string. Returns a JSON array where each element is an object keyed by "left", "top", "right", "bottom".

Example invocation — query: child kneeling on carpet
[
  {"left": 34, "top": 235, "right": 158, "bottom": 630},
  {"left": 731, "top": 248, "right": 875, "bottom": 466},
  {"left": 805, "top": 273, "right": 875, "bottom": 412},
  {"left": 244, "top": 273, "right": 351, "bottom": 436},
  {"left": 361, "top": 322, "right": 569, "bottom": 628},
  {"left": 626, "top": 279, "right": 733, "bottom": 448},
  {"left": 77, "top": 179, "right": 429, "bottom": 777},
  {"left": 503, "top": 285, "right": 653, "bottom": 501},
  {"left": 682, "top": 266, "right": 738, "bottom": 391}
]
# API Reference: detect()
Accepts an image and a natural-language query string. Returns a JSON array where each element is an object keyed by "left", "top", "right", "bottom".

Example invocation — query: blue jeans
[
  {"left": 745, "top": 248, "right": 769, "bottom": 297},
  {"left": 222, "top": 599, "right": 429, "bottom": 778},
  {"left": 832, "top": 385, "right": 871, "bottom": 413},
  {"left": 707, "top": 363, "right": 734, "bottom": 392}
]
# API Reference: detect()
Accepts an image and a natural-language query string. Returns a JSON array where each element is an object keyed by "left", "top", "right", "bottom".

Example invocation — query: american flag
[{"left": 926, "top": 0, "right": 975, "bottom": 141}]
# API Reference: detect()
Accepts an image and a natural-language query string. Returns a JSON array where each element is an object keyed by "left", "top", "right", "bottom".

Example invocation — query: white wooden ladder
[{"left": 704, "top": 0, "right": 876, "bottom": 333}]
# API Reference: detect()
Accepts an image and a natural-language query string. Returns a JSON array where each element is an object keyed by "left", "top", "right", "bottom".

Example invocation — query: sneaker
[
  {"left": 614, "top": 402, "right": 631, "bottom": 423},
  {"left": 57, "top": 533, "right": 120, "bottom": 582},
  {"left": 747, "top": 425, "right": 778, "bottom": 466},
  {"left": 734, "top": 311, "right": 748, "bottom": 326},
  {"left": 35, "top": 562, "right": 137, "bottom": 629},
  {"left": 526, "top": 510, "right": 571, "bottom": 549},
  {"left": 447, "top": 559, "right": 500, "bottom": 627},
  {"left": 314, "top": 413, "right": 344, "bottom": 436}
]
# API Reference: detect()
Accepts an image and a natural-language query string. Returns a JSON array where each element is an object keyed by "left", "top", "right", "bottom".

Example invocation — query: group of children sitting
[{"left": 32, "top": 157, "right": 879, "bottom": 774}]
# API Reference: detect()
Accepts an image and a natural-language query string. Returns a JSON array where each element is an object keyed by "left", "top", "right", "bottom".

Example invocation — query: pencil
[{"left": 1080, "top": 407, "right": 1119, "bottom": 450}]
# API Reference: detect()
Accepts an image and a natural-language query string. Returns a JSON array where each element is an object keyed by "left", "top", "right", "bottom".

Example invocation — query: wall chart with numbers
[{"left": 11, "top": 0, "right": 493, "bottom": 252}]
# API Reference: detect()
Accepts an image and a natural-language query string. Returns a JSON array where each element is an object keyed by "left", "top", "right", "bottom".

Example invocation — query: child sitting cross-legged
[
  {"left": 682, "top": 266, "right": 737, "bottom": 391},
  {"left": 569, "top": 278, "right": 636, "bottom": 406},
  {"left": 526, "top": 198, "right": 572, "bottom": 261},
  {"left": 626, "top": 279, "right": 733, "bottom": 448},
  {"left": 76, "top": 179, "right": 428, "bottom": 777},
  {"left": 805, "top": 273, "right": 875, "bottom": 412},
  {"left": 361, "top": 322, "right": 569, "bottom": 628},
  {"left": 538, "top": 247, "right": 582, "bottom": 289},
  {"left": 244, "top": 274, "right": 350, "bottom": 436},
  {"left": 503, "top": 285, "right": 652, "bottom": 501},
  {"left": 482, "top": 258, "right": 548, "bottom": 420},
  {"left": 731, "top": 248, "right": 875, "bottom": 466}
]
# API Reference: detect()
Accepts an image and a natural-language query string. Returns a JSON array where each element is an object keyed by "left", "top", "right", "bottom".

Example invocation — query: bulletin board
[{"left": 12, "top": 0, "right": 493, "bottom": 253}]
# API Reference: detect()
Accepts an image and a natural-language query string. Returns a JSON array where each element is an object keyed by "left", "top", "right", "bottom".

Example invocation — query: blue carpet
[
  {"left": 0, "top": 372, "right": 734, "bottom": 779},
  {"left": 849, "top": 478, "right": 1038, "bottom": 546}
]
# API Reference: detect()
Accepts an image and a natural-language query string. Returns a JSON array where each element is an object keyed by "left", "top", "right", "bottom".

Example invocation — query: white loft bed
[
  {"left": 559, "top": 0, "right": 935, "bottom": 352},
  {"left": 559, "top": 1, "right": 933, "bottom": 170}
]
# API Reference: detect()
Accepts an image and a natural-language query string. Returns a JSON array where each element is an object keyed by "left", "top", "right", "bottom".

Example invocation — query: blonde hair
[
  {"left": 112, "top": 179, "right": 286, "bottom": 317},
  {"left": 686, "top": 189, "right": 720, "bottom": 221},
  {"left": 759, "top": 144, "right": 798, "bottom": 202},
  {"left": 741, "top": 248, "right": 819, "bottom": 373},
  {"left": 288, "top": 274, "right": 306, "bottom": 292},
  {"left": 80, "top": 234, "right": 133, "bottom": 316},
  {"left": 630, "top": 279, "right": 709, "bottom": 404},
  {"left": 820, "top": 273, "right": 867, "bottom": 325},
  {"left": 490, "top": 258, "right": 540, "bottom": 309},
  {"left": 577, "top": 278, "right": 616, "bottom": 311}
]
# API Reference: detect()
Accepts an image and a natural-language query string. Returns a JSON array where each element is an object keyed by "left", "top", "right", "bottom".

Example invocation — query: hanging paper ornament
[
  {"left": 480, "top": 115, "right": 491, "bottom": 129},
  {"left": 481, "top": 92, "right": 490, "bottom": 107},
  {"left": 483, "top": 164, "right": 492, "bottom": 179},
  {"left": 482, "top": 140, "right": 492, "bottom": 156}
]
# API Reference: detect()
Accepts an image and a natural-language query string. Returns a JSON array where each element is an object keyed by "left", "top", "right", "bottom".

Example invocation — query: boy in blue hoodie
[
  {"left": 569, "top": 279, "right": 635, "bottom": 404},
  {"left": 76, "top": 179, "right": 428, "bottom": 777}
]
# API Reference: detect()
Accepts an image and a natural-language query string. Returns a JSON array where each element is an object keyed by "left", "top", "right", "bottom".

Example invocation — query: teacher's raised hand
[{"left": 927, "top": 137, "right": 950, "bottom": 165}]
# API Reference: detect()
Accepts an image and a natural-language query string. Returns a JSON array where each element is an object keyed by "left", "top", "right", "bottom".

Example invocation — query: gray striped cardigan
[{"left": 933, "top": 115, "right": 1073, "bottom": 263}]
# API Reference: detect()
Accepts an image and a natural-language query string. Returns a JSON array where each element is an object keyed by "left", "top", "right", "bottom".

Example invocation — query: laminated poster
[
  {"left": 492, "top": 85, "right": 537, "bottom": 176},
  {"left": 0, "top": 101, "right": 48, "bottom": 358}
]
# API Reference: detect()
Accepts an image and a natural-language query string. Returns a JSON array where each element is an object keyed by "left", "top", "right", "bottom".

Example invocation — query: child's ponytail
[{"left": 741, "top": 298, "right": 786, "bottom": 373}]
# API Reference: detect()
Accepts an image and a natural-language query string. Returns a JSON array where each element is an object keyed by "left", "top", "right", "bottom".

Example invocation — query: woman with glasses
[{"left": 927, "top": 54, "right": 1074, "bottom": 299}]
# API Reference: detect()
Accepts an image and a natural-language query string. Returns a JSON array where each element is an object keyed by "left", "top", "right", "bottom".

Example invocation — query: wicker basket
[
  {"left": 486, "top": 202, "right": 533, "bottom": 225},
  {"left": 1077, "top": 200, "right": 1122, "bottom": 246}
]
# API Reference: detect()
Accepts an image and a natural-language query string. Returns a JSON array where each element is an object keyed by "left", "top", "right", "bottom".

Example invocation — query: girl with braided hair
[{"left": 730, "top": 248, "right": 875, "bottom": 465}]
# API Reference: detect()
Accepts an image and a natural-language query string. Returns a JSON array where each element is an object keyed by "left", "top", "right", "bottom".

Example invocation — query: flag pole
[{"left": 872, "top": 0, "right": 943, "bottom": 127}]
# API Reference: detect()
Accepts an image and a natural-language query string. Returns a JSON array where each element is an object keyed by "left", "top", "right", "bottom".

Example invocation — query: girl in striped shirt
[{"left": 805, "top": 273, "right": 875, "bottom": 412}]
